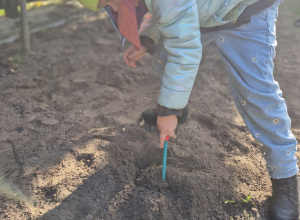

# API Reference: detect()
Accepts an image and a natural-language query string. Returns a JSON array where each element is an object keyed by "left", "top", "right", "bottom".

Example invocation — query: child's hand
[
  {"left": 157, "top": 115, "right": 177, "bottom": 148},
  {"left": 123, "top": 45, "right": 148, "bottom": 68}
]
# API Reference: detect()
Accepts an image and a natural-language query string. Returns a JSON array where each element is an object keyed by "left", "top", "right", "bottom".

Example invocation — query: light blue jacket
[{"left": 139, "top": 0, "right": 258, "bottom": 109}]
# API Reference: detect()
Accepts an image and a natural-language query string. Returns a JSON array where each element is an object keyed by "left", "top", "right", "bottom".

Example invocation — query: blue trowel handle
[{"left": 162, "top": 136, "right": 169, "bottom": 180}]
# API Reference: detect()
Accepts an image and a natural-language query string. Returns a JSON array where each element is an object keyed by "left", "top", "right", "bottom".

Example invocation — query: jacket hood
[{"left": 77, "top": 0, "right": 100, "bottom": 11}]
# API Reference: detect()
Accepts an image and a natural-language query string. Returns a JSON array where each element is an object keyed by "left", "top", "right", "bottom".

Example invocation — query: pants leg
[{"left": 211, "top": 0, "right": 298, "bottom": 179}]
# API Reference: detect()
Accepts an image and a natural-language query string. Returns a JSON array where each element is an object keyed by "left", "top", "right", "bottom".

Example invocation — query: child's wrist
[
  {"left": 156, "top": 104, "right": 186, "bottom": 117},
  {"left": 139, "top": 36, "right": 155, "bottom": 55}
]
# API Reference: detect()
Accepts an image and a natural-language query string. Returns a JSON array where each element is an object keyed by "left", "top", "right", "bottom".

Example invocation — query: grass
[
  {"left": 8, "top": 54, "right": 24, "bottom": 65},
  {"left": 26, "top": 0, "right": 68, "bottom": 10},
  {"left": 0, "top": 0, "right": 67, "bottom": 17},
  {"left": 284, "top": 1, "right": 300, "bottom": 18},
  {"left": 225, "top": 195, "right": 255, "bottom": 220}
]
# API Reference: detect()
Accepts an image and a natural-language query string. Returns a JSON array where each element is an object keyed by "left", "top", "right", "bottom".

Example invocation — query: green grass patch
[
  {"left": 26, "top": 0, "right": 68, "bottom": 10},
  {"left": 0, "top": 0, "right": 67, "bottom": 17},
  {"left": 281, "top": 0, "right": 300, "bottom": 19},
  {"left": 0, "top": 9, "right": 5, "bottom": 16}
]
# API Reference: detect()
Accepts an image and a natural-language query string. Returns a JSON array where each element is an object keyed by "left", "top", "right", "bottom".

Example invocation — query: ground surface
[{"left": 0, "top": 1, "right": 300, "bottom": 220}]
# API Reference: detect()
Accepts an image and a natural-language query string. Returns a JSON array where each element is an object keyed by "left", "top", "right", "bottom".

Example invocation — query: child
[{"left": 77, "top": 0, "right": 299, "bottom": 219}]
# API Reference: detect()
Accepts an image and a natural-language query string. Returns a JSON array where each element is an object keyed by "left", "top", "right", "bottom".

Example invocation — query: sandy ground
[{"left": 0, "top": 1, "right": 300, "bottom": 219}]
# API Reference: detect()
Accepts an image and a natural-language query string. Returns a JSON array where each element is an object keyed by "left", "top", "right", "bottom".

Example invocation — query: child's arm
[
  {"left": 149, "top": 0, "right": 201, "bottom": 145},
  {"left": 153, "top": 0, "right": 202, "bottom": 110}
]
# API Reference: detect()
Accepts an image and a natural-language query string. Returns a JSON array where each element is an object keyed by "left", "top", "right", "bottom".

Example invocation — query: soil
[{"left": 0, "top": 1, "right": 299, "bottom": 220}]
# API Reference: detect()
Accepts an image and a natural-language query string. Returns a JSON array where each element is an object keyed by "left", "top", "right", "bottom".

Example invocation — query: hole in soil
[
  {"left": 135, "top": 147, "right": 169, "bottom": 190},
  {"left": 76, "top": 153, "right": 95, "bottom": 167},
  {"left": 42, "top": 186, "right": 57, "bottom": 201},
  {"left": 136, "top": 147, "right": 163, "bottom": 170},
  {"left": 15, "top": 127, "right": 24, "bottom": 133},
  {"left": 133, "top": 147, "right": 196, "bottom": 219},
  {"left": 135, "top": 164, "right": 169, "bottom": 191}
]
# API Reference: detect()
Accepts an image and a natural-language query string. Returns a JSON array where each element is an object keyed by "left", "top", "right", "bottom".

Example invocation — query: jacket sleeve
[{"left": 150, "top": 0, "right": 202, "bottom": 109}]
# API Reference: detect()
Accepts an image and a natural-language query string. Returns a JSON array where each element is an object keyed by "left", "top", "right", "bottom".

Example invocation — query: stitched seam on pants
[{"left": 264, "top": 8, "right": 291, "bottom": 127}]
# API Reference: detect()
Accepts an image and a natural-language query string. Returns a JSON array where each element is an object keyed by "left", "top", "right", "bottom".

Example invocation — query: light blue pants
[{"left": 152, "top": 0, "right": 298, "bottom": 179}]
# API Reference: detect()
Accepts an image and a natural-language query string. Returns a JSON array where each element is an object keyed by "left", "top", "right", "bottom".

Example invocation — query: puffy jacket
[{"left": 139, "top": 0, "right": 258, "bottom": 109}]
